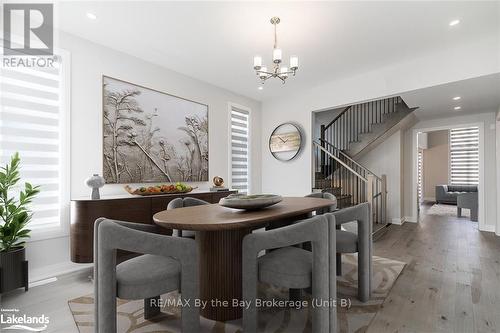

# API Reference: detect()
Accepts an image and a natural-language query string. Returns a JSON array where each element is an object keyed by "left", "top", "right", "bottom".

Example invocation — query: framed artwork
[{"left": 102, "top": 76, "right": 209, "bottom": 183}]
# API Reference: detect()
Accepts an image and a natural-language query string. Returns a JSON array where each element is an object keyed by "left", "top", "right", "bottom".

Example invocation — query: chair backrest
[
  {"left": 93, "top": 218, "right": 199, "bottom": 332},
  {"left": 331, "top": 202, "right": 372, "bottom": 301},
  {"left": 242, "top": 215, "right": 330, "bottom": 333},
  {"left": 305, "top": 192, "right": 337, "bottom": 215},
  {"left": 324, "top": 212, "right": 337, "bottom": 333},
  {"left": 167, "top": 197, "right": 209, "bottom": 210}
]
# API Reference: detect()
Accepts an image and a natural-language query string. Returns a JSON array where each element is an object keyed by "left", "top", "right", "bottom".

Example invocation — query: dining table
[{"left": 152, "top": 196, "right": 334, "bottom": 321}]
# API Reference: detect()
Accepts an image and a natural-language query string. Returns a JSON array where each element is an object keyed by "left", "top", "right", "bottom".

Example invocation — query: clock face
[{"left": 269, "top": 123, "right": 302, "bottom": 161}]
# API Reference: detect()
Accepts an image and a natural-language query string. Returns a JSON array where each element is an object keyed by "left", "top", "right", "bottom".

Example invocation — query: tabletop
[{"left": 153, "top": 196, "right": 334, "bottom": 231}]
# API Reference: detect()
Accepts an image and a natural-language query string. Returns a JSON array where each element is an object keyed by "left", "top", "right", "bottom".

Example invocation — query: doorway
[{"left": 413, "top": 124, "right": 484, "bottom": 229}]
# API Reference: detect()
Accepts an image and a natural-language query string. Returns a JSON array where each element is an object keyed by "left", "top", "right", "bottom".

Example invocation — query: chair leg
[
  {"left": 289, "top": 288, "right": 301, "bottom": 301},
  {"left": 144, "top": 296, "right": 161, "bottom": 320},
  {"left": 471, "top": 208, "right": 478, "bottom": 222},
  {"left": 457, "top": 207, "right": 462, "bottom": 217},
  {"left": 336, "top": 253, "right": 342, "bottom": 276}
]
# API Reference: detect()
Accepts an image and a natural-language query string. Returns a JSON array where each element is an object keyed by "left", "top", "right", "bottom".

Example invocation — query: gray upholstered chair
[
  {"left": 457, "top": 192, "right": 478, "bottom": 221},
  {"left": 94, "top": 218, "right": 200, "bottom": 333},
  {"left": 305, "top": 192, "right": 338, "bottom": 215},
  {"left": 242, "top": 215, "right": 334, "bottom": 333},
  {"left": 333, "top": 203, "right": 372, "bottom": 302},
  {"left": 167, "top": 197, "right": 209, "bottom": 238}
]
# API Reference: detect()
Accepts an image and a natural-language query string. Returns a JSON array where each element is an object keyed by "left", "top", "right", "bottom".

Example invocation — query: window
[
  {"left": 229, "top": 104, "right": 250, "bottom": 194},
  {"left": 417, "top": 149, "right": 423, "bottom": 203},
  {"left": 449, "top": 126, "right": 479, "bottom": 185},
  {"left": 0, "top": 52, "right": 70, "bottom": 235}
]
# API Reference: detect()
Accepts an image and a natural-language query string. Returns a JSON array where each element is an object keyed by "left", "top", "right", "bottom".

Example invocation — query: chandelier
[{"left": 253, "top": 17, "right": 299, "bottom": 84}]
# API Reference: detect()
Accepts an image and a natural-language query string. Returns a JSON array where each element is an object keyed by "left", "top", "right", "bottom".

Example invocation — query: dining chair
[
  {"left": 305, "top": 192, "right": 337, "bottom": 215},
  {"left": 242, "top": 215, "right": 333, "bottom": 333},
  {"left": 333, "top": 202, "right": 372, "bottom": 302},
  {"left": 94, "top": 218, "right": 200, "bottom": 333},
  {"left": 167, "top": 197, "right": 209, "bottom": 238},
  {"left": 282, "top": 192, "right": 336, "bottom": 300}
]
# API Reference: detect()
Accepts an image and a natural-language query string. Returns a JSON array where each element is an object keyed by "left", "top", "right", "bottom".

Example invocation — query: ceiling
[
  {"left": 402, "top": 73, "right": 500, "bottom": 119},
  {"left": 55, "top": 1, "right": 499, "bottom": 101}
]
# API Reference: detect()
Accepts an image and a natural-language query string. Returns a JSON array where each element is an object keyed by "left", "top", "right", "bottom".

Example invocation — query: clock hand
[{"left": 278, "top": 136, "right": 286, "bottom": 143}]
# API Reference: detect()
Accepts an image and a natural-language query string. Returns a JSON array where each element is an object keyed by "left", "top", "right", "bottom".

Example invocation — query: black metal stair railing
[
  {"left": 313, "top": 140, "right": 387, "bottom": 224},
  {"left": 320, "top": 96, "right": 407, "bottom": 153},
  {"left": 313, "top": 96, "right": 410, "bottom": 224}
]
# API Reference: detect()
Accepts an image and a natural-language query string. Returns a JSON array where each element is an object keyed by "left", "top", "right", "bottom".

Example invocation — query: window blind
[
  {"left": 230, "top": 106, "right": 250, "bottom": 194},
  {"left": 417, "top": 149, "right": 423, "bottom": 203},
  {"left": 449, "top": 127, "right": 479, "bottom": 185},
  {"left": 0, "top": 64, "right": 64, "bottom": 229}
]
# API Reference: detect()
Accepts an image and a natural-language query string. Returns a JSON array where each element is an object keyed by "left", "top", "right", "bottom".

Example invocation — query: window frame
[{"left": 227, "top": 102, "right": 251, "bottom": 194}]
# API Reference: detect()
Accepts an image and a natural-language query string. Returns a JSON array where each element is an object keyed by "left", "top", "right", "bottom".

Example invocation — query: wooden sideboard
[{"left": 70, "top": 190, "right": 236, "bottom": 263}]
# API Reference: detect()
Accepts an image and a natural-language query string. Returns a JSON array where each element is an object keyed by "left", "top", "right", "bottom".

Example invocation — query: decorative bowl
[
  {"left": 124, "top": 184, "right": 196, "bottom": 196},
  {"left": 219, "top": 194, "right": 283, "bottom": 210}
]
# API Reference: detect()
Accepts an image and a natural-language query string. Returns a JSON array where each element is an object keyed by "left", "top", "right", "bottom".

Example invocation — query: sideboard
[{"left": 70, "top": 190, "right": 236, "bottom": 263}]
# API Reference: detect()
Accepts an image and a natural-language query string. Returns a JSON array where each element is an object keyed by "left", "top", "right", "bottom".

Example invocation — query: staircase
[{"left": 313, "top": 96, "right": 417, "bottom": 227}]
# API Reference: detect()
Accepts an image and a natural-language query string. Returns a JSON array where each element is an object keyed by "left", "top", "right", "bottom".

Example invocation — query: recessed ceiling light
[
  {"left": 453, "top": 96, "right": 461, "bottom": 100},
  {"left": 86, "top": 12, "right": 97, "bottom": 20},
  {"left": 449, "top": 19, "right": 460, "bottom": 26},
  {"left": 454, "top": 106, "right": 461, "bottom": 110},
  {"left": 258, "top": 86, "right": 263, "bottom": 90}
]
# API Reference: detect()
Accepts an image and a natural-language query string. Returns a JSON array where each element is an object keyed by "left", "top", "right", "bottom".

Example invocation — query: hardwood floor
[
  {"left": 369, "top": 205, "right": 500, "bottom": 333},
  {"left": 2, "top": 206, "right": 499, "bottom": 333}
]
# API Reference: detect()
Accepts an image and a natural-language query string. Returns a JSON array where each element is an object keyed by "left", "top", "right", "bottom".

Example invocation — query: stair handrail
[
  {"left": 323, "top": 105, "right": 352, "bottom": 130},
  {"left": 318, "top": 138, "right": 382, "bottom": 181},
  {"left": 313, "top": 141, "right": 367, "bottom": 182}
]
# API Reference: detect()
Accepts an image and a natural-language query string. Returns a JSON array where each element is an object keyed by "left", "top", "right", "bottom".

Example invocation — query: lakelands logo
[
  {"left": 0, "top": 309, "right": 49, "bottom": 332},
  {"left": 2, "top": 3, "right": 56, "bottom": 68}
]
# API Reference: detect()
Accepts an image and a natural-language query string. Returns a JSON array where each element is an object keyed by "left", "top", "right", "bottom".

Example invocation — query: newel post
[
  {"left": 381, "top": 175, "right": 387, "bottom": 224},
  {"left": 366, "top": 174, "right": 374, "bottom": 217}
]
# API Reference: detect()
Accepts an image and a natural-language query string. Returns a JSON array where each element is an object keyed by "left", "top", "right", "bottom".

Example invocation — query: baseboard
[
  {"left": 479, "top": 224, "right": 496, "bottom": 233},
  {"left": 423, "top": 197, "right": 435, "bottom": 202},
  {"left": 391, "top": 217, "right": 405, "bottom": 225},
  {"left": 29, "top": 261, "right": 92, "bottom": 283},
  {"left": 404, "top": 216, "right": 418, "bottom": 223}
]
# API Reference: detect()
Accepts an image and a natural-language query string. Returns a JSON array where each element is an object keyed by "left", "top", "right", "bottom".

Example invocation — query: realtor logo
[{"left": 3, "top": 3, "right": 53, "bottom": 56}]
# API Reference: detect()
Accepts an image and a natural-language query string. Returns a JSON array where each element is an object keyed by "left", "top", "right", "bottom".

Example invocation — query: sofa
[{"left": 435, "top": 185, "right": 478, "bottom": 205}]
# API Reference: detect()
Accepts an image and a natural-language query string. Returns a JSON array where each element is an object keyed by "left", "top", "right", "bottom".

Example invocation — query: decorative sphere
[
  {"left": 213, "top": 176, "right": 224, "bottom": 187},
  {"left": 85, "top": 174, "right": 105, "bottom": 189}
]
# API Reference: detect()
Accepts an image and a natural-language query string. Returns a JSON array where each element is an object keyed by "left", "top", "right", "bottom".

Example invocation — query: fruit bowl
[
  {"left": 219, "top": 194, "right": 282, "bottom": 210},
  {"left": 125, "top": 183, "right": 196, "bottom": 196}
]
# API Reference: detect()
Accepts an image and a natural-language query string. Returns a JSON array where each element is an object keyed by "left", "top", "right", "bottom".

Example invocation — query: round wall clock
[{"left": 269, "top": 123, "right": 302, "bottom": 161}]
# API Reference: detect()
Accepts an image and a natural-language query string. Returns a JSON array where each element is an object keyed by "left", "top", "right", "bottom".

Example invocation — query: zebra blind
[
  {"left": 417, "top": 149, "right": 423, "bottom": 203},
  {"left": 230, "top": 105, "right": 250, "bottom": 194},
  {"left": 0, "top": 62, "right": 65, "bottom": 230},
  {"left": 449, "top": 127, "right": 479, "bottom": 185}
]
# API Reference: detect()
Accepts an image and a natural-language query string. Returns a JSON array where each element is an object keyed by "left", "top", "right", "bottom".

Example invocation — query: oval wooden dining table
[{"left": 153, "top": 196, "right": 334, "bottom": 322}]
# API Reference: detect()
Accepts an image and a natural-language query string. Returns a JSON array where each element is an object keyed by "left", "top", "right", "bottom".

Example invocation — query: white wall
[
  {"left": 261, "top": 36, "right": 499, "bottom": 197},
  {"left": 402, "top": 112, "right": 497, "bottom": 231},
  {"left": 358, "top": 130, "right": 403, "bottom": 224},
  {"left": 422, "top": 130, "right": 449, "bottom": 200},
  {"left": 26, "top": 31, "right": 262, "bottom": 280}
]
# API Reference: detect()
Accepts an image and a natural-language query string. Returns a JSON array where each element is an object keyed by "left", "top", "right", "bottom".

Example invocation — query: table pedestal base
[{"left": 197, "top": 228, "right": 251, "bottom": 321}]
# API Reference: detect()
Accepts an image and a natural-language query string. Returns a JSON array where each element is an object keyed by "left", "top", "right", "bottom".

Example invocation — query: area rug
[
  {"left": 68, "top": 254, "right": 405, "bottom": 333},
  {"left": 426, "top": 203, "right": 470, "bottom": 218}
]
